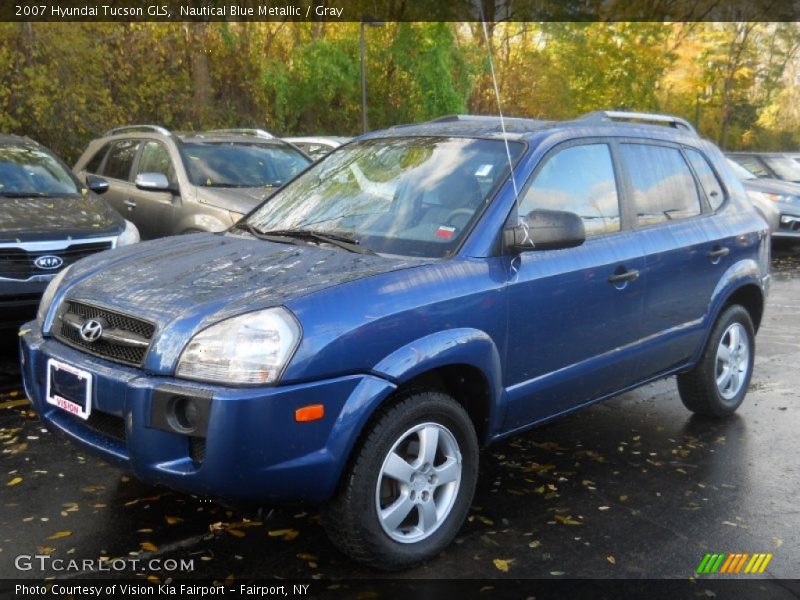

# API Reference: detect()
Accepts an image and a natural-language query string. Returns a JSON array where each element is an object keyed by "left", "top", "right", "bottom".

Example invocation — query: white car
[{"left": 284, "top": 136, "right": 351, "bottom": 160}]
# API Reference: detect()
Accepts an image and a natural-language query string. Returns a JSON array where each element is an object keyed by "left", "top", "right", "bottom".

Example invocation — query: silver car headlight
[
  {"left": 37, "top": 266, "right": 71, "bottom": 325},
  {"left": 750, "top": 191, "right": 799, "bottom": 204},
  {"left": 116, "top": 219, "right": 140, "bottom": 246},
  {"left": 175, "top": 307, "right": 301, "bottom": 385}
]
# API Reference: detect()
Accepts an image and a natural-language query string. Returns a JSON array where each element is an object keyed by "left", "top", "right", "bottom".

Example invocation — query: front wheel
[
  {"left": 322, "top": 390, "right": 479, "bottom": 570},
  {"left": 677, "top": 305, "right": 755, "bottom": 417}
]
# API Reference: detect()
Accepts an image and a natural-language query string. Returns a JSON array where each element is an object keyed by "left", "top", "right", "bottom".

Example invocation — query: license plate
[{"left": 46, "top": 359, "right": 92, "bottom": 420}]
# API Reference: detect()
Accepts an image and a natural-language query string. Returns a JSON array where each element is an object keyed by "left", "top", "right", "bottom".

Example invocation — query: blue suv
[{"left": 19, "top": 111, "right": 770, "bottom": 570}]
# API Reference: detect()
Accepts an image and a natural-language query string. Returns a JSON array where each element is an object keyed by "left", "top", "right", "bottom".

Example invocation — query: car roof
[
  {"left": 727, "top": 151, "right": 796, "bottom": 157},
  {"left": 285, "top": 136, "right": 351, "bottom": 145},
  {"left": 0, "top": 133, "right": 38, "bottom": 146},
  {"left": 359, "top": 112, "right": 701, "bottom": 145}
]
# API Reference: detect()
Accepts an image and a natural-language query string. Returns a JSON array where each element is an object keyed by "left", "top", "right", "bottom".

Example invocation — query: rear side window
[
  {"left": 102, "top": 139, "right": 140, "bottom": 181},
  {"left": 84, "top": 144, "right": 109, "bottom": 174},
  {"left": 685, "top": 148, "right": 725, "bottom": 210},
  {"left": 621, "top": 144, "right": 702, "bottom": 227},
  {"left": 519, "top": 143, "right": 621, "bottom": 237}
]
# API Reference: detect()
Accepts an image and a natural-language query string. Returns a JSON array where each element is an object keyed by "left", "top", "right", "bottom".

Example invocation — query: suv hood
[
  {"left": 742, "top": 178, "right": 800, "bottom": 197},
  {"left": 62, "top": 232, "right": 427, "bottom": 331},
  {"left": 196, "top": 186, "right": 278, "bottom": 215},
  {"left": 0, "top": 195, "right": 124, "bottom": 242}
]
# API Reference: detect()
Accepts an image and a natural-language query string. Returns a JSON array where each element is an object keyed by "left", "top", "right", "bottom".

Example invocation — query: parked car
[
  {"left": 284, "top": 136, "right": 350, "bottom": 160},
  {"left": 21, "top": 111, "right": 769, "bottom": 570},
  {"left": 1, "top": 134, "right": 138, "bottom": 329},
  {"left": 73, "top": 126, "right": 312, "bottom": 239},
  {"left": 727, "top": 151, "right": 800, "bottom": 184},
  {"left": 727, "top": 159, "right": 800, "bottom": 243}
]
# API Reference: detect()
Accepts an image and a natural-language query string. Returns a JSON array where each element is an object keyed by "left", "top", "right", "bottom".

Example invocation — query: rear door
[
  {"left": 503, "top": 141, "right": 647, "bottom": 430},
  {"left": 618, "top": 141, "right": 729, "bottom": 375}
]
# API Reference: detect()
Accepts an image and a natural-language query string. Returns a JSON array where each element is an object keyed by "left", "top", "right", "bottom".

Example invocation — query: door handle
[
  {"left": 706, "top": 246, "right": 730, "bottom": 260},
  {"left": 608, "top": 269, "right": 640, "bottom": 284}
]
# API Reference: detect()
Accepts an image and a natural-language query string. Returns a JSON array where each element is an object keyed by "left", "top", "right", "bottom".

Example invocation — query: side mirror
[
  {"left": 504, "top": 209, "right": 586, "bottom": 252},
  {"left": 135, "top": 172, "right": 171, "bottom": 192},
  {"left": 85, "top": 175, "right": 109, "bottom": 195}
]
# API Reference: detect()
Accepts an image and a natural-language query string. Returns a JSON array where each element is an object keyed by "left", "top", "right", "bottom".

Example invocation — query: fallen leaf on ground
[
  {"left": 607, "top": 555, "right": 616, "bottom": 564},
  {"left": 140, "top": 542, "right": 158, "bottom": 552},
  {"left": 493, "top": 558, "right": 511, "bottom": 572},
  {"left": 267, "top": 529, "right": 299, "bottom": 541},
  {"left": 7, "top": 477, "right": 22, "bottom": 487},
  {"left": 227, "top": 529, "right": 245, "bottom": 538},
  {"left": 47, "top": 531, "right": 72, "bottom": 540},
  {"left": 0, "top": 399, "right": 29, "bottom": 410},
  {"left": 554, "top": 514, "right": 582, "bottom": 526},
  {"left": 165, "top": 516, "right": 183, "bottom": 525}
]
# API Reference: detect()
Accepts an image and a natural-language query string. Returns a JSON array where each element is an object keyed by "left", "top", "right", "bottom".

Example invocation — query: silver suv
[{"left": 73, "top": 126, "right": 311, "bottom": 239}]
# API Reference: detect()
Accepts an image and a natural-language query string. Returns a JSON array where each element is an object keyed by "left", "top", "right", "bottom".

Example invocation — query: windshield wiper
[
  {"left": 258, "top": 229, "right": 376, "bottom": 255},
  {"left": 234, "top": 222, "right": 303, "bottom": 245}
]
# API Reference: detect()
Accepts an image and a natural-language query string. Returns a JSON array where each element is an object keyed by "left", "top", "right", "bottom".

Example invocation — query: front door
[
  {"left": 132, "top": 140, "right": 178, "bottom": 239},
  {"left": 502, "top": 142, "right": 647, "bottom": 431}
]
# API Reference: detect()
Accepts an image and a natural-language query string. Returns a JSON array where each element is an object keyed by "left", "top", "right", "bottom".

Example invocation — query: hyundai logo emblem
[
  {"left": 79, "top": 319, "right": 104, "bottom": 343},
  {"left": 34, "top": 255, "right": 64, "bottom": 270}
]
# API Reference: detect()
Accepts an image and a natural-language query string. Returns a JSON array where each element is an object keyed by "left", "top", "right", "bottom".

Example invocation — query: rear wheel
[
  {"left": 677, "top": 305, "right": 755, "bottom": 417},
  {"left": 322, "top": 390, "right": 479, "bottom": 570}
]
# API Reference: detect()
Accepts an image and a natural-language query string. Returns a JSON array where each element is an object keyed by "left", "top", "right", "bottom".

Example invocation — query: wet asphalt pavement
[{"left": 1, "top": 249, "right": 799, "bottom": 588}]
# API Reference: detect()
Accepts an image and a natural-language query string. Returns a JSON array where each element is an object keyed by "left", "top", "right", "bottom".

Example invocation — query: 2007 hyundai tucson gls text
[{"left": 19, "top": 111, "right": 770, "bottom": 570}]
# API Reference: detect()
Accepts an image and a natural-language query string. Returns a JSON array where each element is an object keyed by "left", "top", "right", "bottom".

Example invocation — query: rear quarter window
[
  {"left": 621, "top": 143, "right": 702, "bottom": 227},
  {"left": 84, "top": 143, "right": 109, "bottom": 174},
  {"left": 685, "top": 148, "right": 725, "bottom": 210}
]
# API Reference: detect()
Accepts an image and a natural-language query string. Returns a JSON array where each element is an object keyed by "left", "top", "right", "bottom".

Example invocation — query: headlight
[
  {"left": 749, "top": 191, "right": 799, "bottom": 204},
  {"left": 175, "top": 307, "right": 301, "bottom": 385},
  {"left": 37, "top": 266, "right": 71, "bottom": 325},
  {"left": 116, "top": 219, "right": 140, "bottom": 246}
]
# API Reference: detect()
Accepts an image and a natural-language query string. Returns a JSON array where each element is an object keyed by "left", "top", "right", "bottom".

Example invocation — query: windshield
[
  {"left": 0, "top": 144, "right": 80, "bottom": 196},
  {"left": 727, "top": 158, "right": 756, "bottom": 180},
  {"left": 181, "top": 142, "right": 311, "bottom": 188},
  {"left": 245, "top": 136, "right": 525, "bottom": 258},
  {"left": 762, "top": 156, "right": 800, "bottom": 182}
]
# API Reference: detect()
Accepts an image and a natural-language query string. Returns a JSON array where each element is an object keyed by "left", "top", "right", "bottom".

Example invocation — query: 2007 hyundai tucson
[{"left": 20, "top": 111, "right": 770, "bottom": 570}]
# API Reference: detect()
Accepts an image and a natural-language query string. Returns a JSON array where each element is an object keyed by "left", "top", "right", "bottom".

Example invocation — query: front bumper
[
  {"left": 0, "top": 279, "right": 47, "bottom": 329},
  {"left": 19, "top": 322, "right": 396, "bottom": 504}
]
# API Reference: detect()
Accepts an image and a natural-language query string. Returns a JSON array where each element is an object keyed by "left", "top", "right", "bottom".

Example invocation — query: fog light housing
[
  {"left": 150, "top": 386, "right": 212, "bottom": 438},
  {"left": 169, "top": 396, "right": 199, "bottom": 433}
]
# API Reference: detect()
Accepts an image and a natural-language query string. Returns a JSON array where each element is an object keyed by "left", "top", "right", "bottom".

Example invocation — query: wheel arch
[{"left": 369, "top": 328, "right": 504, "bottom": 446}]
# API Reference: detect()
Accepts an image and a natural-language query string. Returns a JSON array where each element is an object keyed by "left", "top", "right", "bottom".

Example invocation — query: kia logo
[
  {"left": 79, "top": 319, "right": 104, "bottom": 343},
  {"left": 34, "top": 255, "right": 64, "bottom": 270}
]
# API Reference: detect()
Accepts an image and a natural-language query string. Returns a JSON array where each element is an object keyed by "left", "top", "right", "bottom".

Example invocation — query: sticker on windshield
[
  {"left": 475, "top": 164, "right": 493, "bottom": 177},
  {"left": 435, "top": 226, "right": 456, "bottom": 239}
]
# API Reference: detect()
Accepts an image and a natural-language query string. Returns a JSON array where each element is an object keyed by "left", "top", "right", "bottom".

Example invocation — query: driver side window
[
  {"left": 138, "top": 141, "right": 176, "bottom": 185},
  {"left": 519, "top": 144, "right": 621, "bottom": 237}
]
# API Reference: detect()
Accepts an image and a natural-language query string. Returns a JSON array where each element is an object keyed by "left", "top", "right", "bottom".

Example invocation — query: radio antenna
[{"left": 478, "top": 10, "right": 520, "bottom": 206}]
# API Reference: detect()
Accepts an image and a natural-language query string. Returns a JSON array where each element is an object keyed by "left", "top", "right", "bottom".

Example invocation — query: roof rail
[
  {"left": 579, "top": 111, "right": 697, "bottom": 134},
  {"left": 104, "top": 125, "right": 171, "bottom": 136},
  {"left": 205, "top": 128, "right": 274, "bottom": 139}
]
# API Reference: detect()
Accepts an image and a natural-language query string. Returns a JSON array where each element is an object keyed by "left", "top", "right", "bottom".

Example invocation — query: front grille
[
  {"left": 65, "top": 410, "right": 126, "bottom": 443},
  {"left": 53, "top": 301, "right": 156, "bottom": 367},
  {"left": 0, "top": 241, "right": 112, "bottom": 280},
  {"left": 189, "top": 437, "right": 206, "bottom": 464}
]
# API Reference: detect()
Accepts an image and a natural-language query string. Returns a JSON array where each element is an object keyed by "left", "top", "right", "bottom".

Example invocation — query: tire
[
  {"left": 322, "top": 389, "right": 479, "bottom": 571},
  {"left": 677, "top": 305, "right": 755, "bottom": 417}
]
